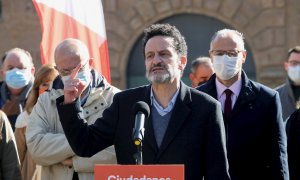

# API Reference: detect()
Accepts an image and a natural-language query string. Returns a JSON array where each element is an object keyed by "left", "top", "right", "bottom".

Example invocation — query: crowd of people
[{"left": 0, "top": 23, "right": 299, "bottom": 180}]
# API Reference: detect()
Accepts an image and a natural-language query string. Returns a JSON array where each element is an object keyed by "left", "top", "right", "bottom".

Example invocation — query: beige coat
[
  {"left": 26, "top": 75, "right": 119, "bottom": 180},
  {"left": 15, "top": 111, "right": 41, "bottom": 180}
]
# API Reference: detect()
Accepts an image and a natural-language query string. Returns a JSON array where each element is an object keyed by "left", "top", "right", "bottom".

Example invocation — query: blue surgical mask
[
  {"left": 76, "top": 70, "right": 91, "bottom": 86},
  {"left": 5, "top": 68, "right": 31, "bottom": 89}
]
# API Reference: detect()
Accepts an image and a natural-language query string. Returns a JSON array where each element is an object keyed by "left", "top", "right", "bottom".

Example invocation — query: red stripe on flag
[
  {"left": 33, "top": 2, "right": 111, "bottom": 82},
  {"left": 99, "top": 41, "right": 111, "bottom": 82}
]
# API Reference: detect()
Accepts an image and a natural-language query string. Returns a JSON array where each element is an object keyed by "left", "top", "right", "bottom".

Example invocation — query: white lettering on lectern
[{"left": 107, "top": 175, "right": 171, "bottom": 180}]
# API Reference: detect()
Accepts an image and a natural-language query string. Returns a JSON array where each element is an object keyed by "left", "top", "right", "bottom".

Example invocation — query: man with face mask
[
  {"left": 26, "top": 38, "right": 120, "bottom": 180},
  {"left": 0, "top": 48, "right": 35, "bottom": 131},
  {"left": 189, "top": 56, "right": 214, "bottom": 88},
  {"left": 197, "top": 29, "right": 288, "bottom": 180},
  {"left": 276, "top": 46, "right": 300, "bottom": 121}
]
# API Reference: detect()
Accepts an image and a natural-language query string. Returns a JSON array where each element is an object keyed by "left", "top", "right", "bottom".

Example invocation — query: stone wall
[
  {"left": 0, "top": 0, "right": 42, "bottom": 68},
  {"left": 1, "top": 0, "right": 299, "bottom": 88}
]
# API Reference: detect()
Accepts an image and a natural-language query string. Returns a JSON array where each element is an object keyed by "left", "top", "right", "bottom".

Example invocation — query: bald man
[
  {"left": 26, "top": 38, "right": 120, "bottom": 180},
  {"left": 0, "top": 48, "right": 35, "bottom": 130}
]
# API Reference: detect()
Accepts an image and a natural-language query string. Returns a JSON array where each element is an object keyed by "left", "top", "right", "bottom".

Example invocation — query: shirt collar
[
  {"left": 80, "top": 83, "right": 92, "bottom": 106},
  {"left": 215, "top": 78, "right": 242, "bottom": 99},
  {"left": 150, "top": 87, "right": 179, "bottom": 116}
]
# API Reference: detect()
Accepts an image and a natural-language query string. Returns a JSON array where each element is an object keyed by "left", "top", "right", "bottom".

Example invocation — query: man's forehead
[
  {"left": 55, "top": 54, "right": 83, "bottom": 70},
  {"left": 56, "top": 53, "right": 82, "bottom": 64},
  {"left": 288, "top": 52, "right": 300, "bottom": 61},
  {"left": 145, "top": 36, "right": 175, "bottom": 51},
  {"left": 5, "top": 51, "right": 31, "bottom": 65},
  {"left": 213, "top": 36, "right": 237, "bottom": 44},
  {"left": 212, "top": 34, "right": 244, "bottom": 49}
]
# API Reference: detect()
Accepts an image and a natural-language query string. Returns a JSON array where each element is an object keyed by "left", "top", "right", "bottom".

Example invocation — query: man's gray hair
[
  {"left": 1, "top": 48, "right": 33, "bottom": 68},
  {"left": 210, "top": 29, "right": 245, "bottom": 51},
  {"left": 190, "top": 56, "right": 213, "bottom": 73}
]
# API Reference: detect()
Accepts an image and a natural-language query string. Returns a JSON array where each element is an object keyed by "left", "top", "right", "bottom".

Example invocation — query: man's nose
[{"left": 153, "top": 54, "right": 162, "bottom": 64}]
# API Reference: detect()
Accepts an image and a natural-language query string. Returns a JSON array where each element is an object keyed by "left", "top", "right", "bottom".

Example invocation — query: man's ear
[
  {"left": 31, "top": 66, "right": 35, "bottom": 76},
  {"left": 284, "top": 61, "right": 289, "bottom": 71},
  {"left": 189, "top": 73, "right": 194, "bottom": 81},
  {"left": 179, "top": 56, "right": 187, "bottom": 71},
  {"left": 242, "top": 50, "right": 247, "bottom": 63},
  {"left": 0, "top": 69, "right": 4, "bottom": 80},
  {"left": 88, "top": 58, "right": 94, "bottom": 69}
]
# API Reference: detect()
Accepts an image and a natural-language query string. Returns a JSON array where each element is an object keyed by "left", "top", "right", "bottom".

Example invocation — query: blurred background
[{"left": 0, "top": 0, "right": 300, "bottom": 89}]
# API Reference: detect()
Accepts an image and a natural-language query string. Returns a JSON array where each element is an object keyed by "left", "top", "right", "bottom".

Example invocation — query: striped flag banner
[{"left": 32, "top": 0, "right": 111, "bottom": 82}]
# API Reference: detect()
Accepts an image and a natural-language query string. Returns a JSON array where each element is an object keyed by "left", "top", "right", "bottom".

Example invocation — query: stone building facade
[{"left": 1, "top": 0, "right": 300, "bottom": 89}]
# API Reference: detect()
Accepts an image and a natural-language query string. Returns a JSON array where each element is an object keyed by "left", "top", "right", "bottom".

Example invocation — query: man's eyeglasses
[
  {"left": 288, "top": 60, "right": 300, "bottom": 67},
  {"left": 210, "top": 50, "right": 243, "bottom": 57},
  {"left": 56, "top": 61, "right": 88, "bottom": 76}
]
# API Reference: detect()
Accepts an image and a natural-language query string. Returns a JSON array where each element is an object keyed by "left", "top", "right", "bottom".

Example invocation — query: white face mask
[
  {"left": 60, "top": 70, "right": 91, "bottom": 87},
  {"left": 288, "top": 65, "right": 300, "bottom": 85},
  {"left": 212, "top": 55, "right": 239, "bottom": 80},
  {"left": 61, "top": 75, "right": 71, "bottom": 86}
]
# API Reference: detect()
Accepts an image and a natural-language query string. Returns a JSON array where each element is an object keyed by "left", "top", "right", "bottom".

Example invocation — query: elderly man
[
  {"left": 197, "top": 29, "right": 288, "bottom": 180},
  {"left": 189, "top": 56, "right": 214, "bottom": 87},
  {"left": 0, "top": 48, "right": 35, "bottom": 130},
  {"left": 26, "top": 38, "right": 119, "bottom": 180},
  {"left": 55, "top": 24, "right": 230, "bottom": 180}
]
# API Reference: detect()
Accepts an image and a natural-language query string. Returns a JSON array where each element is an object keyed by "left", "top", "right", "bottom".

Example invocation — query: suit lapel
[
  {"left": 155, "top": 82, "right": 191, "bottom": 161},
  {"left": 200, "top": 72, "right": 257, "bottom": 120},
  {"left": 231, "top": 71, "right": 257, "bottom": 119},
  {"left": 201, "top": 74, "right": 218, "bottom": 99},
  {"left": 143, "top": 85, "right": 159, "bottom": 153}
]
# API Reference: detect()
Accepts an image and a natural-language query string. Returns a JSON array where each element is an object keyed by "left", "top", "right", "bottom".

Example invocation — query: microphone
[{"left": 132, "top": 101, "right": 150, "bottom": 146}]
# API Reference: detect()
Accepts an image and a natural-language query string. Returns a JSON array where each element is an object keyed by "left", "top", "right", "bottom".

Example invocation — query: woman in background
[{"left": 14, "top": 64, "right": 58, "bottom": 180}]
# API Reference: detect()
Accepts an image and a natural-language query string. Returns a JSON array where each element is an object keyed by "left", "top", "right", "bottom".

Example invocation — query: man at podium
[{"left": 56, "top": 23, "right": 230, "bottom": 180}]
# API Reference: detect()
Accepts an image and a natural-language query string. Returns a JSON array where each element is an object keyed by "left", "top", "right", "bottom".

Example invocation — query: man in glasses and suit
[{"left": 197, "top": 29, "right": 288, "bottom": 180}]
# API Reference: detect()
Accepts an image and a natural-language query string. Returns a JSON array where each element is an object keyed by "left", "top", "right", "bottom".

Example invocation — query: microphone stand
[
  {"left": 133, "top": 141, "right": 143, "bottom": 165},
  {"left": 133, "top": 128, "right": 145, "bottom": 165}
]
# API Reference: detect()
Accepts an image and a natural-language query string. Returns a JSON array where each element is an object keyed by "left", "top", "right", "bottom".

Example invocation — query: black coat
[
  {"left": 197, "top": 72, "right": 289, "bottom": 180},
  {"left": 286, "top": 109, "right": 300, "bottom": 180},
  {"left": 57, "top": 82, "right": 230, "bottom": 180}
]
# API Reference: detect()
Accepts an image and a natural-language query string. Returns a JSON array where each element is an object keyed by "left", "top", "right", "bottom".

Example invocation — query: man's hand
[
  {"left": 63, "top": 63, "right": 85, "bottom": 104},
  {"left": 61, "top": 157, "right": 73, "bottom": 168}
]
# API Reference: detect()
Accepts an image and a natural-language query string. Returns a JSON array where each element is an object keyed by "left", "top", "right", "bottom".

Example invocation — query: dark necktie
[{"left": 224, "top": 89, "right": 232, "bottom": 120}]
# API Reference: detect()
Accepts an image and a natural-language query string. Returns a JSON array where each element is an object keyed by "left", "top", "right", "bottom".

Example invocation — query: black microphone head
[{"left": 132, "top": 101, "right": 150, "bottom": 118}]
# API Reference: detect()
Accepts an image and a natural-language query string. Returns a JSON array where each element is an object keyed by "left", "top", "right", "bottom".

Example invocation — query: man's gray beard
[{"left": 146, "top": 72, "right": 171, "bottom": 84}]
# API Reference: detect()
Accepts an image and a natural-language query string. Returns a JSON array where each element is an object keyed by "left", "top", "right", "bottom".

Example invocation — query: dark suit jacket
[
  {"left": 286, "top": 109, "right": 300, "bottom": 180},
  {"left": 197, "top": 72, "right": 288, "bottom": 180},
  {"left": 57, "top": 82, "right": 230, "bottom": 180}
]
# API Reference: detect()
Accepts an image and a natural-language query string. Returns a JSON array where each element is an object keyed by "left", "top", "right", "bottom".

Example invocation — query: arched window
[{"left": 127, "top": 13, "right": 256, "bottom": 88}]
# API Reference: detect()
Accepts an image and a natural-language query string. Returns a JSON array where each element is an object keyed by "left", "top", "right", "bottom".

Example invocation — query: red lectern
[{"left": 94, "top": 164, "right": 184, "bottom": 180}]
